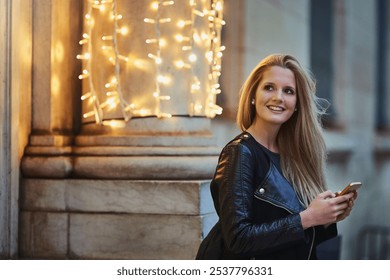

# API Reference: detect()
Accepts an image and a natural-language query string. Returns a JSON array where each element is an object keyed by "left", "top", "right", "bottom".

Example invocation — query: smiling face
[{"left": 252, "top": 66, "right": 297, "bottom": 130}]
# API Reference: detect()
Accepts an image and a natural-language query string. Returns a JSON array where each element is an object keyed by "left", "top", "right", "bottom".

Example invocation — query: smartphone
[{"left": 336, "top": 182, "right": 362, "bottom": 196}]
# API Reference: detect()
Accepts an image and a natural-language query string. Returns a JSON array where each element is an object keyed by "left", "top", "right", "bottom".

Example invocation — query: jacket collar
[{"left": 255, "top": 163, "right": 305, "bottom": 213}]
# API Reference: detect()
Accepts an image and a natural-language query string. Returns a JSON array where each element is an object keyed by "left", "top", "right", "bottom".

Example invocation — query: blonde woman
[{"left": 196, "top": 54, "right": 357, "bottom": 259}]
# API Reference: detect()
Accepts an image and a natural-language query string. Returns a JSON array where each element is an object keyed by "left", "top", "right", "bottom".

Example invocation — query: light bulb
[
  {"left": 144, "top": 18, "right": 156, "bottom": 24},
  {"left": 148, "top": 53, "right": 162, "bottom": 64},
  {"left": 117, "top": 26, "right": 129, "bottom": 35},
  {"left": 81, "top": 92, "right": 92, "bottom": 101},
  {"left": 188, "top": 53, "right": 197, "bottom": 62},
  {"left": 102, "top": 35, "right": 113, "bottom": 41}
]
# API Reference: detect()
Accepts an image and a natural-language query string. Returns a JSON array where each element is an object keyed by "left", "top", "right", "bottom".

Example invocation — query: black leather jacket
[{"left": 196, "top": 132, "right": 337, "bottom": 259}]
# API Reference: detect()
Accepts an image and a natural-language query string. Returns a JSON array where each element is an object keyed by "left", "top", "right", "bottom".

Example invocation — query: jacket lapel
[{"left": 255, "top": 163, "right": 305, "bottom": 214}]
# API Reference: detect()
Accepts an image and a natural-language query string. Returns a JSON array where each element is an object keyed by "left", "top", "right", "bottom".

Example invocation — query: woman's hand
[
  {"left": 300, "top": 190, "right": 357, "bottom": 229},
  {"left": 335, "top": 191, "right": 358, "bottom": 222}
]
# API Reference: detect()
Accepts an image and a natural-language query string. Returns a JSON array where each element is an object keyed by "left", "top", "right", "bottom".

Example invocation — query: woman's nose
[{"left": 272, "top": 89, "right": 283, "bottom": 101}]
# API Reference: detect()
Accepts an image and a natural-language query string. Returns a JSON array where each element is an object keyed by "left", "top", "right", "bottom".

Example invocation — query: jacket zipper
[
  {"left": 254, "top": 194, "right": 294, "bottom": 214},
  {"left": 254, "top": 194, "right": 315, "bottom": 260}
]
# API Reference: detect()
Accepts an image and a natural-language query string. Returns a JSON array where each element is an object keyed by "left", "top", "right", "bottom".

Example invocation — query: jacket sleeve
[
  {"left": 213, "top": 142, "right": 307, "bottom": 256},
  {"left": 315, "top": 223, "right": 338, "bottom": 245}
]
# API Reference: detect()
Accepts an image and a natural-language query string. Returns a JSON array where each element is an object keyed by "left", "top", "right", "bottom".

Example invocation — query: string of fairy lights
[{"left": 77, "top": 0, "right": 225, "bottom": 125}]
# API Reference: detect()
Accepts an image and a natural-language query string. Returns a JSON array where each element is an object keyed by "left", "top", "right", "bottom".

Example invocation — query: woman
[{"left": 196, "top": 54, "right": 357, "bottom": 259}]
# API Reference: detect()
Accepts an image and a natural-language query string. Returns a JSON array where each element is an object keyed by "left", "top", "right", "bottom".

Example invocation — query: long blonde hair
[{"left": 237, "top": 54, "right": 327, "bottom": 206}]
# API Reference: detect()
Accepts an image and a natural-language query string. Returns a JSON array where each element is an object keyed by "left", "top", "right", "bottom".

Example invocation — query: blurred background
[
  {"left": 216, "top": 0, "right": 390, "bottom": 260},
  {"left": 1, "top": 0, "right": 389, "bottom": 260}
]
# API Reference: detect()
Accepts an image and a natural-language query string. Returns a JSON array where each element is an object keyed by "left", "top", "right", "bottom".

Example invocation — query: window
[
  {"left": 310, "top": 0, "right": 336, "bottom": 128},
  {"left": 376, "top": 0, "right": 389, "bottom": 131}
]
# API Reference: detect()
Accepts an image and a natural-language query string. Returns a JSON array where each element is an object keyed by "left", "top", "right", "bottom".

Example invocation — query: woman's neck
[{"left": 246, "top": 122, "right": 280, "bottom": 153}]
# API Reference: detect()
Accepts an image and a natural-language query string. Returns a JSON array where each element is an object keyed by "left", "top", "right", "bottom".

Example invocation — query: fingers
[
  {"left": 333, "top": 192, "right": 355, "bottom": 204},
  {"left": 337, "top": 205, "right": 352, "bottom": 222},
  {"left": 319, "top": 190, "right": 336, "bottom": 199},
  {"left": 335, "top": 194, "right": 356, "bottom": 222},
  {"left": 311, "top": 190, "right": 357, "bottom": 225}
]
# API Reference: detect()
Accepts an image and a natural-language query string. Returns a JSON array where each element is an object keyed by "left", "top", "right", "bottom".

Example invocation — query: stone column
[
  {"left": 20, "top": 0, "right": 220, "bottom": 259},
  {"left": 0, "top": 0, "right": 13, "bottom": 258},
  {"left": 0, "top": 0, "right": 32, "bottom": 259}
]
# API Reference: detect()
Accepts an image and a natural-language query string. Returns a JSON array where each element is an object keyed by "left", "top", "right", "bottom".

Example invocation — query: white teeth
[{"left": 268, "top": 105, "right": 284, "bottom": 111}]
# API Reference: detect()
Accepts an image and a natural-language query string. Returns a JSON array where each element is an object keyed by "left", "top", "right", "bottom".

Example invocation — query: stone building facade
[{"left": 1, "top": 0, "right": 389, "bottom": 259}]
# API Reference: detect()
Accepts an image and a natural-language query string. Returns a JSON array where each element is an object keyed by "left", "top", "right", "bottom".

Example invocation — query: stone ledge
[
  {"left": 29, "top": 135, "right": 74, "bottom": 146},
  {"left": 19, "top": 211, "right": 218, "bottom": 259},
  {"left": 21, "top": 155, "right": 219, "bottom": 179},
  {"left": 75, "top": 134, "right": 217, "bottom": 147},
  {"left": 80, "top": 117, "right": 213, "bottom": 136},
  {"left": 21, "top": 179, "right": 215, "bottom": 215},
  {"left": 24, "top": 146, "right": 221, "bottom": 156},
  {"left": 69, "top": 213, "right": 202, "bottom": 259}
]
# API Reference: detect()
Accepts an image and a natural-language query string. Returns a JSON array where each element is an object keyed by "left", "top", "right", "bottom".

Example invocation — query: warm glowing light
[
  {"left": 118, "top": 54, "right": 129, "bottom": 62},
  {"left": 113, "top": 14, "right": 123, "bottom": 20},
  {"left": 193, "top": 32, "right": 201, "bottom": 43},
  {"left": 205, "top": 51, "right": 213, "bottom": 62},
  {"left": 134, "top": 109, "right": 153, "bottom": 116},
  {"left": 175, "top": 60, "right": 191, "bottom": 69},
  {"left": 162, "top": 0, "right": 175, "bottom": 6},
  {"left": 107, "top": 98, "right": 118, "bottom": 109},
  {"left": 157, "top": 75, "right": 171, "bottom": 85},
  {"left": 146, "top": 38, "right": 158, "bottom": 44},
  {"left": 101, "top": 45, "right": 113, "bottom": 51},
  {"left": 177, "top": 20, "right": 192, "bottom": 28},
  {"left": 193, "top": 9, "right": 204, "bottom": 17},
  {"left": 188, "top": 53, "right": 197, "bottom": 62},
  {"left": 79, "top": 38, "right": 89, "bottom": 45},
  {"left": 191, "top": 83, "right": 201, "bottom": 91},
  {"left": 215, "top": 1, "right": 223, "bottom": 11},
  {"left": 105, "top": 77, "right": 118, "bottom": 88},
  {"left": 79, "top": 0, "right": 225, "bottom": 123},
  {"left": 81, "top": 92, "right": 92, "bottom": 100},
  {"left": 159, "top": 113, "right": 172, "bottom": 118},
  {"left": 175, "top": 34, "right": 190, "bottom": 42},
  {"left": 209, "top": 103, "right": 223, "bottom": 115},
  {"left": 159, "top": 18, "right": 172, "bottom": 23},
  {"left": 76, "top": 53, "right": 91, "bottom": 60},
  {"left": 144, "top": 18, "right": 156, "bottom": 24},
  {"left": 159, "top": 38, "right": 167, "bottom": 47},
  {"left": 148, "top": 53, "right": 162, "bottom": 64},
  {"left": 78, "top": 69, "right": 89, "bottom": 80},
  {"left": 102, "top": 120, "right": 126, "bottom": 128},
  {"left": 194, "top": 103, "right": 203, "bottom": 113},
  {"left": 102, "top": 35, "right": 114, "bottom": 41},
  {"left": 125, "top": 104, "right": 136, "bottom": 112},
  {"left": 211, "top": 87, "right": 222, "bottom": 94},
  {"left": 133, "top": 58, "right": 150, "bottom": 71},
  {"left": 83, "top": 111, "right": 95, "bottom": 118},
  {"left": 117, "top": 26, "right": 129, "bottom": 35},
  {"left": 159, "top": 95, "right": 171, "bottom": 100},
  {"left": 151, "top": 2, "right": 159, "bottom": 10},
  {"left": 106, "top": 91, "right": 118, "bottom": 96}
]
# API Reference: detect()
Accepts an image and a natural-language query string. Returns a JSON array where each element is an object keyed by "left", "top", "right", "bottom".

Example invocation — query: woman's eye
[
  {"left": 285, "top": 88, "right": 295, "bottom": 95},
  {"left": 264, "top": 85, "right": 273, "bottom": 91}
]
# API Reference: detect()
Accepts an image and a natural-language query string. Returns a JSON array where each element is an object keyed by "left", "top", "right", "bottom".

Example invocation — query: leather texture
[{"left": 196, "top": 132, "right": 337, "bottom": 259}]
